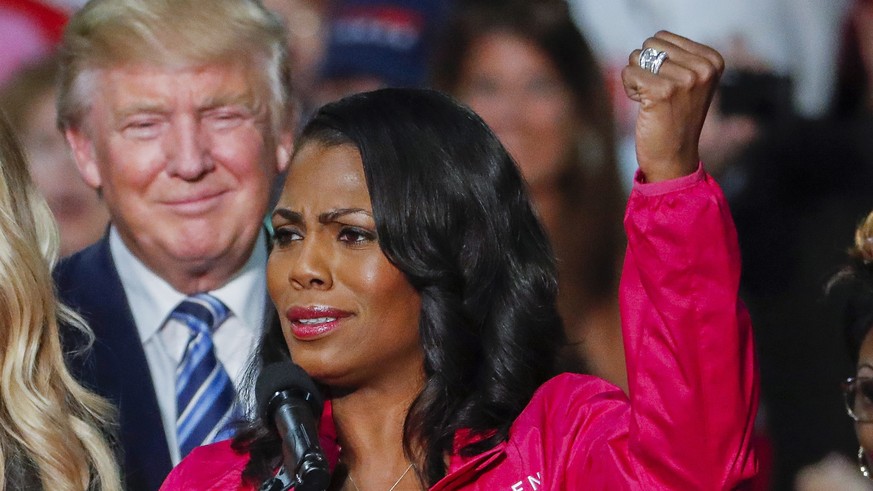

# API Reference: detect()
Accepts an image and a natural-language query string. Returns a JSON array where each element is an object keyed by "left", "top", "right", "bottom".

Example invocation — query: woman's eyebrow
[
  {"left": 318, "top": 208, "right": 372, "bottom": 224},
  {"left": 272, "top": 208, "right": 303, "bottom": 225}
]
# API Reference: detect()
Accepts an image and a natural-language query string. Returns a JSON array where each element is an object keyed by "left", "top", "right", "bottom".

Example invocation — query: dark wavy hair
[{"left": 233, "top": 88, "right": 563, "bottom": 486}]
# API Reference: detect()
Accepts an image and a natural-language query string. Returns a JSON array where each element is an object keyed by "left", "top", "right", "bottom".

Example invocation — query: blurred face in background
[
  {"left": 855, "top": 330, "right": 873, "bottom": 461},
  {"left": 21, "top": 88, "right": 109, "bottom": 256},
  {"left": 262, "top": 0, "right": 329, "bottom": 110},
  {"left": 454, "top": 31, "right": 577, "bottom": 191}
]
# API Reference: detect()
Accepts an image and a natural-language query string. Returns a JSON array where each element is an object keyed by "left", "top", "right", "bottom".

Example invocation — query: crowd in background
[{"left": 0, "top": 0, "right": 869, "bottom": 489}]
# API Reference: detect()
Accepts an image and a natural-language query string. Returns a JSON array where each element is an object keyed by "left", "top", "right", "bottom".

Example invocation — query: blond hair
[
  {"left": 0, "top": 113, "right": 121, "bottom": 490},
  {"left": 57, "top": 0, "right": 292, "bottom": 135},
  {"left": 854, "top": 211, "right": 873, "bottom": 262}
]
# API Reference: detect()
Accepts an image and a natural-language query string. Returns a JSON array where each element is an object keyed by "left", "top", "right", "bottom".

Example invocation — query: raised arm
[{"left": 619, "top": 32, "right": 758, "bottom": 488}]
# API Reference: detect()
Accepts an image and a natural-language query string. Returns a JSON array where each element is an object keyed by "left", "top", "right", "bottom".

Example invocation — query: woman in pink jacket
[{"left": 162, "top": 31, "right": 758, "bottom": 490}]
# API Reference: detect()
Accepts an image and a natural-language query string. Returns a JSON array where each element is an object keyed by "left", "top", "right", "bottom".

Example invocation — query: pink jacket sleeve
[{"left": 618, "top": 164, "right": 758, "bottom": 489}]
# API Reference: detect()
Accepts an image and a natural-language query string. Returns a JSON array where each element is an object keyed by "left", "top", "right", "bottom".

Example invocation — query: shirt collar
[
  {"left": 109, "top": 226, "right": 268, "bottom": 344},
  {"left": 211, "top": 232, "right": 268, "bottom": 333}
]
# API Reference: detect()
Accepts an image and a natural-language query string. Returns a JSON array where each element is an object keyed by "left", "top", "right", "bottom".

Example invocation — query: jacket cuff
[{"left": 632, "top": 162, "right": 706, "bottom": 196}]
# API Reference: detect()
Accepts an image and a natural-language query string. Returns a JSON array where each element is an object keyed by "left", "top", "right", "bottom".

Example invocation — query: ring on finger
[
  {"left": 638, "top": 47, "right": 660, "bottom": 71},
  {"left": 650, "top": 50, "right": 669, "bottom": 75}
]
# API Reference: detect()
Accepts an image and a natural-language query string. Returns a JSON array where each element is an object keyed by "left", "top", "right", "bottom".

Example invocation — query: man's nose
[{"left": 166, "top": 116, "right": 214, "bottom": 180}]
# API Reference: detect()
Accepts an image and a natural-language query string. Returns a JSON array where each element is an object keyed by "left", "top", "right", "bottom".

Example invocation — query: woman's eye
[
  {"left": 465, "top": 78, "right": 500, "bottom": 98},
  {"left": 861, "top": 381, "right": 873, "bottom": 404},
  {"left": 272, "top": 227, "right": 301, "bottom": 247},
  {"left": 527, "top": 76, "right": 561, "bottom": 96},
  {"left": 338, "top": 227, "right": 375, "bottom": 245}
]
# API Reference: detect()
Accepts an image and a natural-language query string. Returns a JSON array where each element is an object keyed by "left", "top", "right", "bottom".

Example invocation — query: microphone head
[{"left": 256, "top": 362, "right": 324, "bottom": 421}]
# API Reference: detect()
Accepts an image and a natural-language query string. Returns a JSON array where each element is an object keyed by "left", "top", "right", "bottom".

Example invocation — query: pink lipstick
[{"left": 285, "top": 306, "right": 352, "bottom": 339}]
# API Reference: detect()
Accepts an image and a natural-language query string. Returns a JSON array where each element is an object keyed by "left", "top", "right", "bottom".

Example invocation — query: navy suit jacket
[{"left": 56, "top": 236, "right": 172, "bottom": 491}]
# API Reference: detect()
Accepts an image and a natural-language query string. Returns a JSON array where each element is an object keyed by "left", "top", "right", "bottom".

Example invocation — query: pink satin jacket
[{"left": 161, "top": 165, "right": 759, "bottom": 490}]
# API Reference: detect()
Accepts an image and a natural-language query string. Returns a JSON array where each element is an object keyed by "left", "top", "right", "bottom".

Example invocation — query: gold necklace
[{"left": 347, "top": 462, "right": 414, "bottom": 491}]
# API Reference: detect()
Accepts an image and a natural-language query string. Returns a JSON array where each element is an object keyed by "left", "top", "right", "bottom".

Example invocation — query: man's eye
[
  {"left": 122, "top": 119, "right": 163, "bottom": 139},
  {"left": 205, "top": 109, "right": 248, "bottom": 130}
]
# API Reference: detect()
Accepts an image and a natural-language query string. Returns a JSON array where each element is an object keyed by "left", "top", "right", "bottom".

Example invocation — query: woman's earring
[{"left": 859, "top": 446, "right": 871, "bottom": 478}]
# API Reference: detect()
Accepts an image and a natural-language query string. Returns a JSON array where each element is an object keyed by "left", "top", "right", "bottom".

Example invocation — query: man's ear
[
  {"left": 64, "top": 126, "right": 102, "bottom": 189},
  {"left": 275, "top": 130, "right": 294, "bottom": 173}
]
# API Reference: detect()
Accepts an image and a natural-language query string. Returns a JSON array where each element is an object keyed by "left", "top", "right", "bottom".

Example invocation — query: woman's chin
[{"left": 291, "top": 352, "right": 347, "bottom": 385}]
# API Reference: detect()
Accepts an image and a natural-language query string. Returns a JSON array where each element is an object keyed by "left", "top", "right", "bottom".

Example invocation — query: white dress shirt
[{"left": 109, "top": 227, "right": 267, "bottom": 464}]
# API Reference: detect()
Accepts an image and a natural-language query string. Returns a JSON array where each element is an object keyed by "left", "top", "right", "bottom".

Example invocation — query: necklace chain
[{"left": 347, "top": 462, "right": 414, "bottom": 491}]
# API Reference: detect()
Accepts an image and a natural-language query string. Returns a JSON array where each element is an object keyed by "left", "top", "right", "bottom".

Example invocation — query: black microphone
[{"left": 256, "top": 362, "right": 330, "bottom": 491}]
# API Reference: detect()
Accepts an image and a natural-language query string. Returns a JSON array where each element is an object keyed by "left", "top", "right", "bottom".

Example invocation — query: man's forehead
[{"left": 93, "top": 62, "right": 261, "bottom": 110}]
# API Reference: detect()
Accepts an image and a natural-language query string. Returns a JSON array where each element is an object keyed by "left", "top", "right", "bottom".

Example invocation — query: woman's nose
[{"left": 288, "top": 236, "right": 332, "bottom": 290}]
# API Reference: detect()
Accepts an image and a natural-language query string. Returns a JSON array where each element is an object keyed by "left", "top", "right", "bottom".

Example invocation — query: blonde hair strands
[{"left": 0, "top": 114, "right": 120, "bottom": 490}]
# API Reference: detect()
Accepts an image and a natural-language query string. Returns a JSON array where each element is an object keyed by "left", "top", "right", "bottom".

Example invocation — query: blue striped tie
[{"left": 173, "top": 293, "right": 240, "bottom": 458}]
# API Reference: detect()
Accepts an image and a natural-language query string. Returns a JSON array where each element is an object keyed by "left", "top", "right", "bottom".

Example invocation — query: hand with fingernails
[{"left": 622, "top": 31, "right": 725, "bottom": 183}]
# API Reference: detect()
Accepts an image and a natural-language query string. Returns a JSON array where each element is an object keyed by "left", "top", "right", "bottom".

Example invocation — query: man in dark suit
[{"left": 53, "top": 1, "right": 293, "bottom": 489}]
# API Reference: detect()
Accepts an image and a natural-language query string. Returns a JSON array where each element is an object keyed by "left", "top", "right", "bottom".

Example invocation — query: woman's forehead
[{"left": 281, "top": 142, "right": 370, "bottom": 210}]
